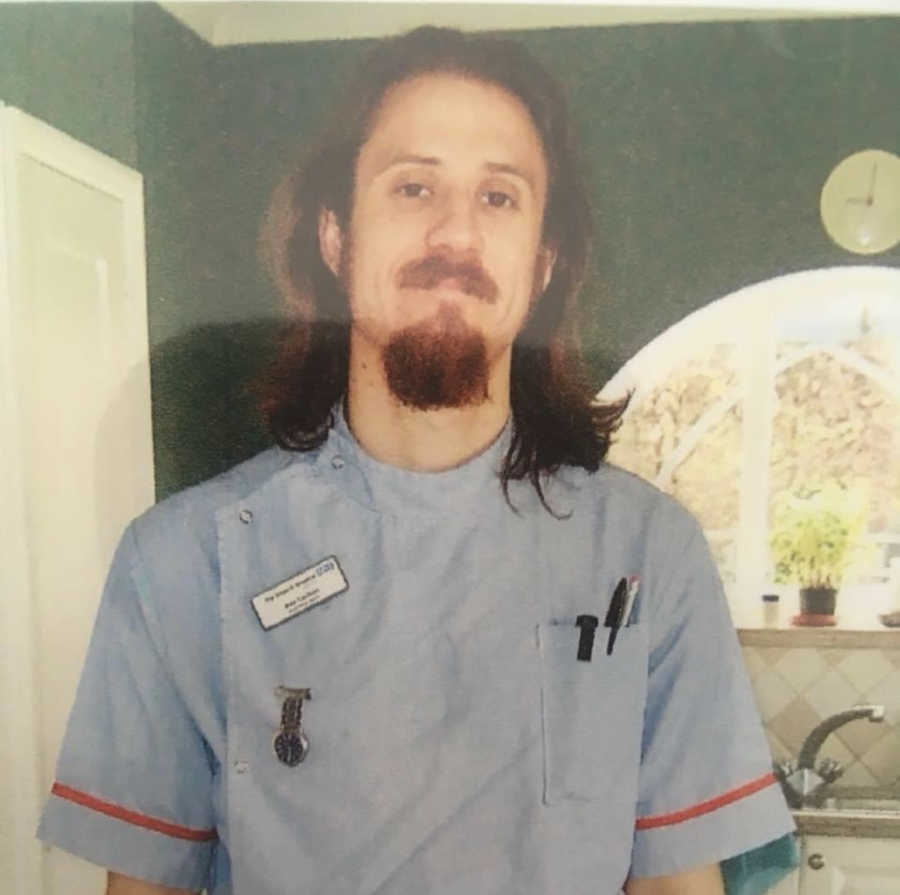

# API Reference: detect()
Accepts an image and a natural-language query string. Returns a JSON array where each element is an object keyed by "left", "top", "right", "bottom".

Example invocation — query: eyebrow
[{"left": 380, "top": 154, "right": 537, "bottom": 193}]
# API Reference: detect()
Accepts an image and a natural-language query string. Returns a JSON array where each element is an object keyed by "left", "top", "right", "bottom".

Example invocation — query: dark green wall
[
  {"left": 536, "top": 19, "right": 900, "bottom": 380},
  {"left": 132, "top": 4, "right": 244, "bottom": 498},
  {"left": 4, "top": 8, "right": 898, "bottom": 498},
  {"left": 0, "top": 2, "right": 138, "bottom": 166}
]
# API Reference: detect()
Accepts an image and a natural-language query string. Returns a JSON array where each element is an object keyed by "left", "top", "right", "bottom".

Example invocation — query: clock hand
[
  {"left": 866, "top": 163, "right": 878, "bottom": 205},
  {"left": 846, "top": 163, "right": 879, "bottom": 206}
]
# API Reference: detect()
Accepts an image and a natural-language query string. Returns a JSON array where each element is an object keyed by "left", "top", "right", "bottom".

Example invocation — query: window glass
[
  {"left": 609, "top": 346, "right": 741, "bottom": 584},
  {"left": 771, "top": 305, "right": 900, "bottom": 588}
]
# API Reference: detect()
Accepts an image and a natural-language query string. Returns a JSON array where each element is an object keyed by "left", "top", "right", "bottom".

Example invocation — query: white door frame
[{"left": 0, "top": 104, "right": 153, "bottom": 895}]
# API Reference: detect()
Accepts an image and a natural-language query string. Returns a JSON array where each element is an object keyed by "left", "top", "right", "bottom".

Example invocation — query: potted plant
[{"left": 769, "top": 482, "right": 869, "bottom": 624}]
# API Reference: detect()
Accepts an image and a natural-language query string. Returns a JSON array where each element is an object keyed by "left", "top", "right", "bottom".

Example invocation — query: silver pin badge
[{"left": 273, "top": 686, "right": 311, "bottom": 767}]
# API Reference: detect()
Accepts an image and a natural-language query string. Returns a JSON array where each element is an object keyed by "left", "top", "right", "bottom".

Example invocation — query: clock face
[{"left": 820, "top": 149, "right": 900, "bottom": 255}]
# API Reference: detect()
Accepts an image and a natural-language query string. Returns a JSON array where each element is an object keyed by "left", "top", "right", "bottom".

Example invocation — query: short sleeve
[
  {"left": 36, "top": 524, "right": 218, "bottom": 891},
  {"left": 630, "top": 515, "right": 795, "bottom": 879}
]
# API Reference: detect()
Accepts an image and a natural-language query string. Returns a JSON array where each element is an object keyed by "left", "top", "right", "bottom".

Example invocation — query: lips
[{"left": 428, "top": 277, "right": 469, "bottom": 294}]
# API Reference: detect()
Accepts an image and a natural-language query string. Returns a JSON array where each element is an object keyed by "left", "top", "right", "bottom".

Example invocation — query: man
[{"left": 38, "top": 26, "right": 795, "bottom": 895}]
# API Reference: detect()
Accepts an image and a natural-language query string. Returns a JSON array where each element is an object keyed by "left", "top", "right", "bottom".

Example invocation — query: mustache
[{"left": 396, "top": 254, "right": 498, "bottom": 304}]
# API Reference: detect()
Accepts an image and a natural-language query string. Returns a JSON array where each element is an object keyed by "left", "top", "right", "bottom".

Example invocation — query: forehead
[{"left": 357, "top": 72, "right": 548, "bottom": 191}]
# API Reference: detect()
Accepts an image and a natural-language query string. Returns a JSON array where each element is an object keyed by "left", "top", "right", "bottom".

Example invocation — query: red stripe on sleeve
[
  {"left": 51, "top": 782, "right": 218, "bottom": 842},
  {"left": 634, "top": 772, "right": 777, "bottom": 830}
]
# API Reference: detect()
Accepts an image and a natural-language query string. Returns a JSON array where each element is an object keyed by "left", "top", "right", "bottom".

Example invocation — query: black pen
[{"left": 605, "top": 577, "right": 628, "bottom": 655}]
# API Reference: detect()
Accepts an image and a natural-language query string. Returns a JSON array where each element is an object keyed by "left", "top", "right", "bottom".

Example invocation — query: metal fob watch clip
[{"left": 273, "top": 686, "right": 311, "bottom": 767}]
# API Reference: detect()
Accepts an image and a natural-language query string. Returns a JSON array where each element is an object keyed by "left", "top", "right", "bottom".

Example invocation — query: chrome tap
[
  {"left": 774, "top": 704, "right": 885, "bottom": 808},
  {"left": 797, "top": 704, "right": 885, "bottom": 770}
]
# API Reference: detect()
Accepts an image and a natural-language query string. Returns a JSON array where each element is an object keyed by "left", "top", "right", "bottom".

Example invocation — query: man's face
[{"left": 321, "top": 72, "right": 552, "bottom": 408}]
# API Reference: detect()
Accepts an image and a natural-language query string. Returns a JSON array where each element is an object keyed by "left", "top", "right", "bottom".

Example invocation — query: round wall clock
[{"left": 820, "top": 149, "right": 900, "bottom": 255}]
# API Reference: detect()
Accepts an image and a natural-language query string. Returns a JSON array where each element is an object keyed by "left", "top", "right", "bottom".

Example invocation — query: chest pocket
[{"left": 538, "top": 621, "right": 649, "bottom": 805}]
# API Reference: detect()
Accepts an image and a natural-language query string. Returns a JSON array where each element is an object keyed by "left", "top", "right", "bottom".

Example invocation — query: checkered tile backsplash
[{"left": 743, "top": 646, "right": 900, "bottom": 787}]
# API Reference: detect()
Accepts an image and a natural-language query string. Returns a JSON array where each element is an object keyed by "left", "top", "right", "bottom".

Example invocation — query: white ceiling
[{"left": 155, "top": 2, "right": 886, "bottom": 47}]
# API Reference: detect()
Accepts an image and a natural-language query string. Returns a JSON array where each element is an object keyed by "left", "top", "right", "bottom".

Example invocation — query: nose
[{"left": 424, "top": 191, "right": 483, "bottom": 256}]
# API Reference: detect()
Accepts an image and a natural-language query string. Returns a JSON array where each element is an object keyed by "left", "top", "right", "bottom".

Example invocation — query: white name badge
[{"left": 251, "top": 557, "right": 348, "bottom": 630}]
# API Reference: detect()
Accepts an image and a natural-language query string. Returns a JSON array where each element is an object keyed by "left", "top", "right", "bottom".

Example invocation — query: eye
[
  {"left": 482, "top": 190, "right": 518, "bottom": 210},
  {"left": 396, "top": 182, "right": 432, "bottom": 200}
]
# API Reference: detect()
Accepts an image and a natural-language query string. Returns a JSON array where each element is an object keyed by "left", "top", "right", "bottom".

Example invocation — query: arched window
[{"left": 602, "top": 267, "right": 900, "bottom": 629}]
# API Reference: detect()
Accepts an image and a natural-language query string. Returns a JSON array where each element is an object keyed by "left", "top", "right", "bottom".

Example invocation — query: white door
[{"left": 0, "top": 106, "right": 155, "bottom": 895}]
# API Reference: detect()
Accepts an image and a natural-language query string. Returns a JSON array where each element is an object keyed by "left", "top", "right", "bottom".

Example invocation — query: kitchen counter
[
  {"left": 791, "top": 786, "right": 900, "bottom": 838},
  {"left": 793, "top": 808, "right": 900, "bottom": 838}
]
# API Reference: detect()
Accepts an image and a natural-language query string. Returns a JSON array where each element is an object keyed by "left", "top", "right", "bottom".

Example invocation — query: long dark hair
[{"left": 258, "top": 26, "right": 627, "bottom": 509}]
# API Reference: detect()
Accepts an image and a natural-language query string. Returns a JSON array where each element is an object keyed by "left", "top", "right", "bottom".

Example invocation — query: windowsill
[{"left": 738, "top": 627, "right": 900, "bottom": 648}]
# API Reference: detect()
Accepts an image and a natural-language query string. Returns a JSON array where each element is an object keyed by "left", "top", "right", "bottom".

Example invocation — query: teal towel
[{"left": 721, "top": 833, "right": 799, "bottom": 895}]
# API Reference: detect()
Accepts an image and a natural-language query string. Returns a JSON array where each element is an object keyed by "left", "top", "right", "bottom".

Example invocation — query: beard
[
  {"left": 382, "top": 301, "right": 490, "bottom": 411},
  {"left": 339, "top": 238, "right": 545, "bottom": 411}
]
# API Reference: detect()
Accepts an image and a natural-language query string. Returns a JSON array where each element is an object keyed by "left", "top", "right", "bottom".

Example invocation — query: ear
[
  {"left": 539, "top": 245, "right": 557, "bottom": 294},
  {"left": 318, "top": 207, "right": 343, "bottom": 277}
]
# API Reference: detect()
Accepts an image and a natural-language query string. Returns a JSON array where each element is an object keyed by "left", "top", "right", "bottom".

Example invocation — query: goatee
[{"left": 382, "top": 302, "right": 489, "bottom": 410}]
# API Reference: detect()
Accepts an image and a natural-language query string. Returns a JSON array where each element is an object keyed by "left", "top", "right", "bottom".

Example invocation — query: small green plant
[{"left": 769, "top": 482, "right": 870, "bottom": 589}]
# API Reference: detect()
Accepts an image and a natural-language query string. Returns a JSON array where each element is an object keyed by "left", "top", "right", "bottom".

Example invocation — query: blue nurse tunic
[{"left": 38, "top": 414, "right": 795, "bottom": 893}]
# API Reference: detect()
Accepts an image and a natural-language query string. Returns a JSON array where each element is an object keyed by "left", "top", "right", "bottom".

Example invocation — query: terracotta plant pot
[{"left": 799, "top": 586, "right": 837, "bottom": 616}]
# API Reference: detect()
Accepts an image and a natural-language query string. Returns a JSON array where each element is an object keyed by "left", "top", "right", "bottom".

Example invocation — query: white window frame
[{"left": 600, "top": 265, "right": 900, "bottom": 626}]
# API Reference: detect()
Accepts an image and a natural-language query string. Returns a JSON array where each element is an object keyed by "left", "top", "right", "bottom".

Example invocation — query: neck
[{"left": 345, "top": 334, "right": 512, "bottom": 472}]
